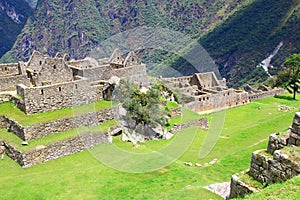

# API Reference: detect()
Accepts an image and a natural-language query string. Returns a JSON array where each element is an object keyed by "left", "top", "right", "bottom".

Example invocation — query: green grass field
[
  {"left": 0, "top": 94, "right": 299, "bottom": 199},
  {"left": 0, "top": 100, "right": 112, "bottom": 126}
]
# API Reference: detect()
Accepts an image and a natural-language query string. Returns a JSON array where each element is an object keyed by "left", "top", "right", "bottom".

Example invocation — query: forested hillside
[
  {"left": 199, "top": 0, "right": 300, "bottom": 86},
  {"left": 0, "top": 0, "right": 33, "bottom": 58},
  {"left": 0, "top": 0, "right": 251, "bottom": 62},
  {"left": 1, "top": 0, "right": 299, "bottom": 87}
]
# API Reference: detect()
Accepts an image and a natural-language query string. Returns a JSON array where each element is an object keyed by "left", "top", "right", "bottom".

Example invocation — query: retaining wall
[
  {"left": 0, "top": 108, "right": 114, "bottom": 141},
  {"left": 4, "top": 132, "right": 111, "bottom": 168}
]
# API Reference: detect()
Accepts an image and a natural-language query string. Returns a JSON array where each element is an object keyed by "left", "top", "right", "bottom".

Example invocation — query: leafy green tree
[
  {"left": 115, "top": 80, "right": 168, "bottom": 127},
  {"left": 276, "top": 54, "right": 300, "bottom": 99}
]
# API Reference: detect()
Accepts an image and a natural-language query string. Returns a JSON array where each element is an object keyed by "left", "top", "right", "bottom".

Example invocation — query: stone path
[{"left": 203, "top": 182, "right": 230, "bottom": 199}]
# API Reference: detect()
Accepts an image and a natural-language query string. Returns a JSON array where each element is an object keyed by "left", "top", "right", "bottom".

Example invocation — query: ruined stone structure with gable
[
  {"left": 0, "top": 49, "right": 285, "bottom": 167},
  {"left": 162, "top": 72, "right": 283, "bottom": 113}
]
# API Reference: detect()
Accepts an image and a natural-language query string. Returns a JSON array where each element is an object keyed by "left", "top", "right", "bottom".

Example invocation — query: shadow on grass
[{"left": 274, "top": 95, "right": 298, "bottom": 101}]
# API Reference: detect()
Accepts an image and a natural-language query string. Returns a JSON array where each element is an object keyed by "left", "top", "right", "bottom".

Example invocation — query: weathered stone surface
[
  {"left": 229, "top": 174, "right": 257, "bottom": 199},
  {"left": 0, "top": 108, "right": 114, "bottom": 141},
  {"left": 4, "top": 132, "right": 111, "bottom": 168},
  {"left": 267, "top": 132, "right": 289, "bottom": 154},
  {"left": 203, "top": 182, "right": 230, "bottom": 199}
]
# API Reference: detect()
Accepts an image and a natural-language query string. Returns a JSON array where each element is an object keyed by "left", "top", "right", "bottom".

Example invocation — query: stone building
[
  {"left": 163, "top": 72, "right": 249, "bottom": 112},
  {"left": 0, "top": 49, "right": 148, "bottom": 114}
]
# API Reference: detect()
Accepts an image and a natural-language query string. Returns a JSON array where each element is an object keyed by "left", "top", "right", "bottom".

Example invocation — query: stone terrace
[{"left": 229, "top": 112, "right": 300, "bottom": 199}]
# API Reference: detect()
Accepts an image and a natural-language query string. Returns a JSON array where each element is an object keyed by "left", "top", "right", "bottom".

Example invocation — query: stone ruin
[
  {"left": 162, "top": 73, "right": 284, "bottom": 113},
  {"left": 0, "top": 49, "right": 148, "bottom": 114},
  {"left": 229, "top": 112, "right": 300, "bottom": 199},
  {"left": 0, "top": 49, "right": 286, "bottom": 167}
]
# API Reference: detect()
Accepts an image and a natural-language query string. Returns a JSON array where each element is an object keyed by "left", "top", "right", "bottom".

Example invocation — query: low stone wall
[
  {"left": 289, "top": 112, "right": 300, "bottom": 146},
  {"left": 267, "top": 132, "right": 289, "bottom": 154},
  {"left": 0, "top": 63, "right": 20, "bottom": 76},
  {"left": 24, "top": 108, "right": 114, "bottom": 140},
  {"left": 4, "top": 132, "right": 111, "bottom": 168},
  {"left": 249, "top": 149, "right": 300, "bottom": 184},
  {"left": 0, "top": 74, "right": 30, "bottom": 92},
  {"left": 0, "top": 108, "right": 114, "bottom": 141},
  {"left": 170, "top": 107, "right": 182, "bottom": 118},
  {"left": 184, "top": 89, "right": 249, "bottom": 113},
  {"left": 248, "top": 88, "right": 285, "bottom": 101},
  {"left": 229, "top": 112, "right": 300, "bottom": 199},
  {"left": 0, "top": 116, "right": 6, "bottom": 128},
  {"left": 229, "top": 174, "right": 257, "bottom": 199},
  {"left": 0, "top": 94, "right": 11, "bottom": 104},
  {"left": 170, "top": 118, "right": 208, "bottom": 134}
]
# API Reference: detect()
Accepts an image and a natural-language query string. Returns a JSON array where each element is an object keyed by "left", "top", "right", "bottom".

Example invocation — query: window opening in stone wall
[
  {"left": 53, "top": 65, "right": 56, "bottom": 69},
  {"left": 4, "top": 67, "right": 7, "bottom": 71},
  {"left": 40, "top": 89, "right": 44, "bottom": 95},
  {"left": 75, "top": 84, "right": 78, "bottom": 89},
  {"left": 58, "top": 87, "right": 62, "bottom": 92},
  {"left": 40, "top": 61, "right": 42, "bottom": 65}
]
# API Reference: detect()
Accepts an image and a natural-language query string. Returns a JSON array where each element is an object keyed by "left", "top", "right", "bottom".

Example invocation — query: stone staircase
[{"left": 229, "top": 112, "right": 300, "bottom": 199}]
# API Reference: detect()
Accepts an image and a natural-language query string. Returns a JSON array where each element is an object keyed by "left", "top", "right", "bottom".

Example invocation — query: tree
[
  {"left": 114, "top": 79, "right": 168, "bottom": 127},
  {"left": 275, "top": 54, "right": 300, "bottom": 99}
]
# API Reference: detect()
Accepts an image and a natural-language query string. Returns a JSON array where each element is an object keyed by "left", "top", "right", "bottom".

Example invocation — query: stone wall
[
  {"left": 267, "top": 132, "right": 289, "bottom": 154},
  {"left": 0, "top": 75, "right": 30, "bottom": 92},
  {"left": 4, "top": 132, "right": 111, "bottom": 168},
  {"left": 74, "top": 65, "right": 114, "bottom": 82},
  {"left": 249, "top": 148, "right": 300, "bottom": 184},
  {"left": 33, "top": 57, "right": 73, "bottom": 86},
  {"left": 170, "top": 107, "right": 182, "bottom": 118},
  {"left": 170, "top": 118, "right": 208, "bottom": 134},
  {"left": 248, "top": 89, "right": 285, "bottom": 101},
  {"left": 0, "top": 63, "right": 20, "bottom": 76},
  {"left": 0, "top": 94, "right": 11, "bottom": 103},
  {"left": 229, "top": 174, "right": 257, "bottom": 199},
  {"left": 184, "top": 89, "right": 249, "bottom": 112},
  {"left": 0, "top": 108, "right": 114, "bottom": 141},
  {"left": 289, "top": 112, "right": 300, "bottom": 146},
  {"left": 229, "top": 112, "right": 300, "bottom": 199},
  {"left": 15, "top": 77, "right": 103, "bottom": 114},
  {"left": 114, "top": 64, "right": 148, "bottom": 84}
]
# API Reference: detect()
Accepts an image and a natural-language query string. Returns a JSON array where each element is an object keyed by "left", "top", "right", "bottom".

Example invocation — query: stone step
[
  {"left": 250, "top": 147, "right": 300, "bottom": 185},
  {"left": 229, "top": 171, "right": 264, "bottom": 199}
]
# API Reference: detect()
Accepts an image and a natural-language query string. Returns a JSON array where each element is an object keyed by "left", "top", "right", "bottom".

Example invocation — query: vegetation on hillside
[
  {"left": 0, "top": 0, "right": 252, "bottom": 63},
  {"left": 0, "top": 0, "right": 33, "bottom": 58},
  {"left": 199, "top": 0, "right": 300, "bottom": 87}
]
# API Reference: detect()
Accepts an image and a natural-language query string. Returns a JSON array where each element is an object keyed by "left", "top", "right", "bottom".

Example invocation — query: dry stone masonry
[
  {"left": 0, "top": 49, "right": 288, "bottom": 168},
  {"left": 229, "top": 112, "right": 300, "bottom": 199}
]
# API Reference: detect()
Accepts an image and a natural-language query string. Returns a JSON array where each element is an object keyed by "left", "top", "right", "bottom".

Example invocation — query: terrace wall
[
  {"left": 248, "top": 89, "right": 284, "bottom": 101},
  {"left": 4, "top": 132, "right": 111, "bottom": 168},
  {"left": 0, "top": 108, "right": 114, "bottom": 141}
]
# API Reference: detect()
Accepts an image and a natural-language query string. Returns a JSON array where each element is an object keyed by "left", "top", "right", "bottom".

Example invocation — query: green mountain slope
[
  {"left": 199, "top": 0, "right": 300, "bottom": 87},
  {"left": 0, "top": 0, "right": 33, "bottom": 58},
  {"left": 0, "top": 0, "right": 251, "bottom": 62},
  {"left": 1, "top": 0, "right": 299, "bottom": 87}
]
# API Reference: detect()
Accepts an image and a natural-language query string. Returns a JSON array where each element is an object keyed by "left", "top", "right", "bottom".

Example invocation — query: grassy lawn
[
  {"left": 0, "top": 94, "right": 299, "bottom": 199},
  {"left": 0, "top": 100, "right": 112, "bottom": 126}
]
